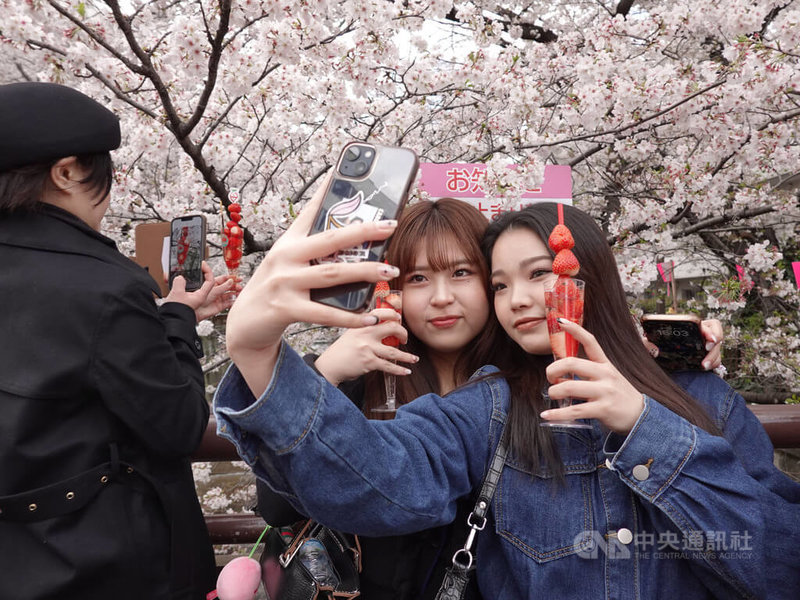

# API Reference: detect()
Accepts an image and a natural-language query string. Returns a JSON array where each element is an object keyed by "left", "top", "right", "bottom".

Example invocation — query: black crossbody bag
[
  {"left": 435, "top": 425, "right": 509, "bottom": 600},
  {"left": 260, "top": 517, "right": 362, "bottom": 600}
]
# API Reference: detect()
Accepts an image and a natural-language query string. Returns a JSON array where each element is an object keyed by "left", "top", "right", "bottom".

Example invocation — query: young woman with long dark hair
[
  {"left": 255, "top": 195, "right": 724, "bottom": 598},
  {"left": 218, "top": 179, "right": 791, "bottom": 598}
]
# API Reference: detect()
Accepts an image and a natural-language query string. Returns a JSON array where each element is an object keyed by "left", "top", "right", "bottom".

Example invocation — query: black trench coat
[{"left": 0, "top": 205, "right": 216, "bottom": 599}]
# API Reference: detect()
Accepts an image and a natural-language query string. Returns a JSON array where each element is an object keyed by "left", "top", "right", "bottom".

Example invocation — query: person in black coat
[{"left": 0, "top": 82, "right": 233, "bottom": 600}]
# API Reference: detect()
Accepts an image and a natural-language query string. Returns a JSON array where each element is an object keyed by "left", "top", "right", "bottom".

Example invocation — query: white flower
[
  {"left": 743, "top": 241, "right": 781, "bottom": 272},
  {"left": 192, "top": 462, "right": 212, "bottom": 484},
  {"left": 202, "top": 487, "right": 233, "bottom": 512},
  {"left": 196, "top": 320, "right": 215, "bottom": 337}
]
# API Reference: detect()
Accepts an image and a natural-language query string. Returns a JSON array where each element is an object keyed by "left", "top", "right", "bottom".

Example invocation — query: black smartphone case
[
  {"left": 642, "top": 319, "right": 705, "bottom": 371},
  {"left": 309, "top": 144, "right": 418, "bottom": 312}
]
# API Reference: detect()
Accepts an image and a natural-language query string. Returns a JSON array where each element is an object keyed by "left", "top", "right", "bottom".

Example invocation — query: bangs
[
  {"left": 387, "top": 199, "right": 489, "bottom": 282},
  {"left": 421, "top": 232, "right": 484, "bottom": 274}
]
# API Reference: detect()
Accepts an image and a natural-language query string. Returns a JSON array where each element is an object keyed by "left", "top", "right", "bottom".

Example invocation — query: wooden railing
[{"left": 198, "top": 405, "right": 800, "bottom": 544}]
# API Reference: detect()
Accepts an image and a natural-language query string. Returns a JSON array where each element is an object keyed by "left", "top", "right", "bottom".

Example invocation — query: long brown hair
[
  {"left": 479, "top": 203, "right": 719, "bottom": 476},
  {"left": 362, "top": 198, "right": 491, "bottom": 416}
]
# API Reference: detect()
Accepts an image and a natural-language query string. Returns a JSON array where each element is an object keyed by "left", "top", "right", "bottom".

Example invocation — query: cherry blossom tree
[{"left": 2, "top": 0, "right": 799, "bottom": 394}]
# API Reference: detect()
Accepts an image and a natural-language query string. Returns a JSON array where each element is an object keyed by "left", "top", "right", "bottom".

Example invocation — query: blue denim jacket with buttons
[{"left": 214, "top": 342, "right": 800, "bottom": 599}]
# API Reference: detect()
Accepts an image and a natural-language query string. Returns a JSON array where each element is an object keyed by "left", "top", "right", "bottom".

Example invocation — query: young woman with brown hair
[{"left": 218, "top": 178, "right": 799, "bottom": 599}]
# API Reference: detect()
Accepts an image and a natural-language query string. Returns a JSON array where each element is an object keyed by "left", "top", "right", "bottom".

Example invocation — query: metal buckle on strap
[
  {"left": 279, "top": 519, "right": 314, "bottom": 568},
  {"left": 452, "top": 548, "right": 474, "bottom": 571},
  {"left": 466, "top": 511, "right": 486, "bottom": 531}
]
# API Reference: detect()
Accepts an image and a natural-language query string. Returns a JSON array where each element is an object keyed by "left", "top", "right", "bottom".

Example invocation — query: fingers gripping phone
[
  {"left": 641, "top": 314, "right": 705, "bottom": 371},
  {"left": 309, "top": 142, "right": 419, "bottom": 312},
  {"left": 169, "top": 214, "right": 207, "bottom": 291}
]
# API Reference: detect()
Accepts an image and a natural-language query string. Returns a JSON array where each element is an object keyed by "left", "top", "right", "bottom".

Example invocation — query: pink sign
[
  {"left": 793, "top": 261, "right": 800, "bottom": 289},
  {"left": 657, "top": 261, "right": 674, "bottom": 283},
  {"left": 657, "top": 261, "right": 675, "bottom": 297},
  {"left": 418, "top": 163, "right": 572, "bottom": 219}
]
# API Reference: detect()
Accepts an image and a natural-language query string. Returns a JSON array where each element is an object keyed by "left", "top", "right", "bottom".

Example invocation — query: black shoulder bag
[
  {"left": 435, "top": 425, "right": 509, "bottom": 600},
  {"left": 260, "top": 518, "right": 362, "bottom": 600}
]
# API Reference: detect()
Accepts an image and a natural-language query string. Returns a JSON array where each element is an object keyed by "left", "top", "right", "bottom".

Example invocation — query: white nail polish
[{"left": 379, "top": 265, "right": 400, "bottom": 278}]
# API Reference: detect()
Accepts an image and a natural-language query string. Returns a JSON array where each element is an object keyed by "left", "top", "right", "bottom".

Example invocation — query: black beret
[{"left": 0, "top": 82, "right": 121, "bottom": 172}]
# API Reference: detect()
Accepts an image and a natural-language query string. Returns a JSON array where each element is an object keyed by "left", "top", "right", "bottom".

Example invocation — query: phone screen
[
  {"left": 309, "top": 143, "right": 418, "bottom": 312},
  {"left": 169, "top": 215, "right": 206, "bottom": 291},
  {"left": 641, "top": 317, "right": 705, "bottom": 371}
]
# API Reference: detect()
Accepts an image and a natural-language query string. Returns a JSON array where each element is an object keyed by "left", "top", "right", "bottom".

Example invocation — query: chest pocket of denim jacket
[{"left": 495, "top": 430, "right": 596, "bottom": 563}]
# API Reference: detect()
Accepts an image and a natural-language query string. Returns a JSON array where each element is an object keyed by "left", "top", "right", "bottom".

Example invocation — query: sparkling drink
[
  {"left": 542, "top": 277, "right": 590, "bottom": 429},
  {"left": 370, "top": 287, "right": 402, "bottom": 414},
  {"left": 545, "top": 277, "right": 584, "bottom": 360}
]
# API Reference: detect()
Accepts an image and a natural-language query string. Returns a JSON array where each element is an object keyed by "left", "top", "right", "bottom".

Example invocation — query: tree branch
[
  {"left": 83, "top": 64, "right": 159, "bottom": 119},
  {"left": 615, "top": 0, "right": 636, "bottom": 17},
  {"left": 46, "top": 0, "right": 146, "bottom": 75},
  {"left": 184, "top": 0, "right": 232, "bottom": 136},
  {"left": 676, "top": 206, "right": 776, "bottom": 237},
  {"left": 103, "top": 0, "right": 184, "bottom": 136},
  {"left": 518, "top": 78, "right": 727, "bottom": 151},
  {"left": 445, "top": 7, "right": 558, "bottom": 44}
]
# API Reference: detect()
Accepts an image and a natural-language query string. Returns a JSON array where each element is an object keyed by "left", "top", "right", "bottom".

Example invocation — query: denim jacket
[{"left": 214, "top": 342, "right": 800, "bottom": 599}]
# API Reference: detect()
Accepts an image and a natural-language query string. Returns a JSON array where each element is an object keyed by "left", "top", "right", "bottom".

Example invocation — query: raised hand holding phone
[
  {"left": 308, "top": 142, "right": 418, "bottom": 312},
  {"left": 225, "top": 173, "right": 401, "bottom": 399},
  {"left": 641, "top": 314, "right": 707, "bottom": 371},
  {"left": 169, "top": 214, "right": 207, "bottom": 291}
]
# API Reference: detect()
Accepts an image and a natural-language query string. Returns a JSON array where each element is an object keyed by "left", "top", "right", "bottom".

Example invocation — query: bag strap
[
  {"left": 279, "top": 519, "right": 362, "bottom": 573},
  {"left": 279, "top": 519, "right": 316, "bottom": 567},
  {"left": 448, "top": 423, "right": 509, "bottom": 572}
]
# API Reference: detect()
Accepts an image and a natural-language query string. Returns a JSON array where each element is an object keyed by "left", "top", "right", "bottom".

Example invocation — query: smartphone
[
  {"left": 308, "top": 142, "right": 419, "bottom": 312},
  {"left": 168, "top": 214, "right": 207, "bottom": 291},
  {"left": 641, "top": 314, "right": 706, "bottom": 371}
]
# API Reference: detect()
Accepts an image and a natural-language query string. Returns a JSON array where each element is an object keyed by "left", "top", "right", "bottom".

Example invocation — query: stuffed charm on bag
[{"left": 207, "top": 525, "right": 271, "bottom": 600}]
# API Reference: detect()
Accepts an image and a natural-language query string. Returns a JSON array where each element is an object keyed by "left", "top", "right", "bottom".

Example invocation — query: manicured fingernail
[
  {"left": 377, "top": 219, "right": 398, "bottom": 229},
  {"left": 702, "top": 361, "right": 711, "bottom": 370},
  {"left": 403, "top": 368, "right": 412, "bottom": 374},
  {"left": 379, "top": 264, "right": 400, "bottom": 278},
  {"left": 540, "top": 411, "right": 551, "bottom": 419},
  {"left": 705, "top": 341, "right": 716, "bottom": 351},
  {"left": 362, "top": 314, "right": 379, "bottom": 325},
  {"left": 412, "top": 355, "right": 420, "bottom": 363},
  {"left": 556, "top": 318, "right": 565, "bottom": 324}
]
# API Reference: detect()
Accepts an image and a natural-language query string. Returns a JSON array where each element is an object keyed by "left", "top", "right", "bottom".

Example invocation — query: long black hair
[{"left": 476, "top": 203, "right": 718, "bottom": 477}]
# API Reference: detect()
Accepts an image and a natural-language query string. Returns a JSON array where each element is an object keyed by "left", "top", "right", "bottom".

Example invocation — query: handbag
[
  {"left": 435, "top": 426, "right": 509, "bottom": 600},
  {"left": 260, "top": 518, "right": 362, "bottom": 600}
]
